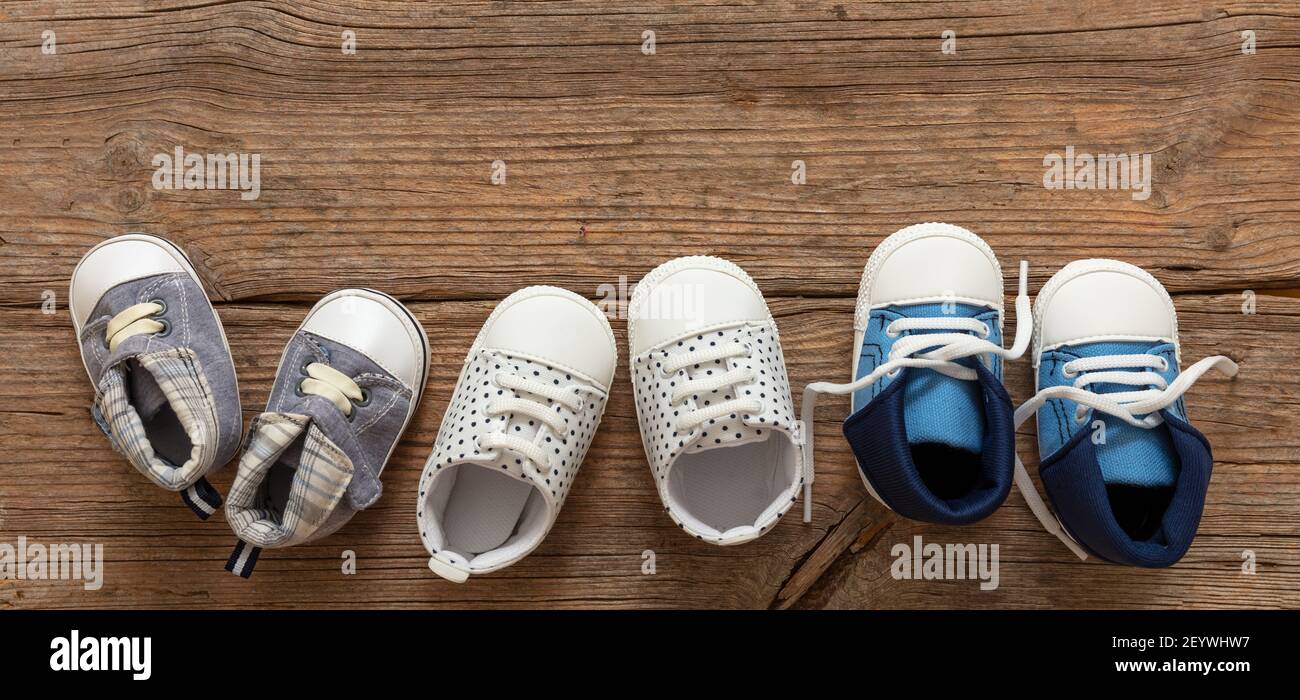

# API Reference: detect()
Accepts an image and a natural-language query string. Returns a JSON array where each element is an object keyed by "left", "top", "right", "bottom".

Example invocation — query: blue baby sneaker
[
  {"left": 802, "top": 223, "right": 1031, "bottom": 525},
  {"left": 1013, "top": 259, "right": 1237, "bottom": 567}
]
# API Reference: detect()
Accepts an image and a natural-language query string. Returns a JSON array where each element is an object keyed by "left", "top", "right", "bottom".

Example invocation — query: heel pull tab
[
  {"left": 225, "top": 540, "right": 262, "bottom": 578},
  {"left": 181, "top": 477, "right": 222, "bottom": 520}
]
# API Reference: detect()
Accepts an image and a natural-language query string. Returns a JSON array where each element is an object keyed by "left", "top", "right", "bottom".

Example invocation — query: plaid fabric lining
[
  {"left": 225, "top": 412, "right": 355, "bottom": 549},
  {"left": 95, "top": 347, "right": 219, "bottom": 491}
]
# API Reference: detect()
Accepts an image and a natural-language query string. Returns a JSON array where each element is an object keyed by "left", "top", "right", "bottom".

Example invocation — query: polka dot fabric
[
  {"left": 631, "top": 321, "right": 799, "bottom": 496},
  {"left": 419, "top": 348, "right": 609, "bottom": 515}
]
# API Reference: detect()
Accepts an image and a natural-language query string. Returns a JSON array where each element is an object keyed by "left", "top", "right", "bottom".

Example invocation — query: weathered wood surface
[{"left": 1, "top": 1, "right": 1298, "bottom": 608}]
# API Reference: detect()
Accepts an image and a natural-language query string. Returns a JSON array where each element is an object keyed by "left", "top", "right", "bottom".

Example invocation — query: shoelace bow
[
  {"left": 798, "top": 262, "right": 1034, "bottom": 523},
  {"left": 300, "top": 362, "right": 366, "bottom": 416},
  {"left": 1012, "top": 352, "right": 1238, "bottom": 560},
  {"left": 105, "top": 302, "right": 166, "bottom": 352},
  {"left": 476, "top": 371, "right": 598, "bottom": 485}
]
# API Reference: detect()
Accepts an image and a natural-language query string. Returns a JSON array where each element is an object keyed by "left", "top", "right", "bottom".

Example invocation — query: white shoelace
[
  {"left": 105, "top": 302, "right": 166, "bottom": 352},
  {"left": 477, "top": 372, "right": 595, "bottom": 483},
  {"left": 798, "top": 262, "right": 1033, "bottom": 523},
  {"left": 659, "top": 341, "right": 763, "bottom": 433},
  {"left": 1011, "top": 353, "right": 1238, "bottom": 559},
  {"left": 299, "top": 362, "right": 365, "bottom": 416}
]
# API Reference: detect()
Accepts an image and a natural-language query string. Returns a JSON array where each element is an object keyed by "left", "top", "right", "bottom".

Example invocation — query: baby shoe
[
  {"left": 224, "top": 288, "right": 428, "bottom": 577},
  {"left": 418, "top": 286, "right": 616, "bottom": 582},
  {"left": 629, "top": 256, "right": 804, "bottom": 544},
  {"left": 801, "top": 223, "right": 1031, "bottom": 524},
  {"left": 70, "top": 233, "right": 240, "bottom": 519},
  {"left": 1012, "top": 259, "right": 1237, "bottom": 566}
]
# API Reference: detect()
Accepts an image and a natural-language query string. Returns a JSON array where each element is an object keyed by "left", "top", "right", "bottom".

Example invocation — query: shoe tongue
[
  {"left": 226, "top": 412, "right": 355, "bottom": 548},
  {"left": 126, "top": 358, "right": 171, "bottom": 420},
  {"left": 1066, "top": 341, "right": 1178, "bottom": 488},
  {"left": 894, "top": 302, "right": 988, "bottom": 454},
  {"left": 903, "top": 368, "right": 983, "bottom": 453}
]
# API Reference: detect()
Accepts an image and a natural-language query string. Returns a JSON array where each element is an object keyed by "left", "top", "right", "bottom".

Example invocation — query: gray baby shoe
[
  {"left": 224, "top": 288, "right": 429, "bottom": 577},
  {"left": 70, "top": 233, "right": 242, "bottom": 519}
]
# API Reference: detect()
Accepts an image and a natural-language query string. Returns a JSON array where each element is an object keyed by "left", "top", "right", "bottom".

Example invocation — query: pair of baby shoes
[
  {"left": 72, "top": 234, "right": 428, "bottom": 577},
  {"left": 418, "top": 257, "right": 806, "bottom": 582},
  {"left": 803, "top": 222, "right": 1237, "bottom": 567}
]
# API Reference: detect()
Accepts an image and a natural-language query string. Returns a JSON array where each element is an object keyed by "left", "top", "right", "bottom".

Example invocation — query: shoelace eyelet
[
  {"left": 884, "top": 323, "right": 901, "bottom": 338},
  {"left": 155, "top": 318, "right": 171, "bottom": 338},
  {"left": 300, "top": 358, "right": 314, "bottom": 376},
  {"left": 345, "top": 389, "right": 371, "bottom": 421},
  {"left": 1062, "top": 363, "right": 1078, "bottom": 379},
  {"left": 148, "top": 298, "right": 168, "bottom": 316}
]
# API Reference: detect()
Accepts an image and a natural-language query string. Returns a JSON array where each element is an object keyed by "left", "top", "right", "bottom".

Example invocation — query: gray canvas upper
[
  {"left": 80, "top": 272, "right": 241, "bottom": 491},
  {"left": 225, "top": 329, "right": 415, "bottom": 548}
]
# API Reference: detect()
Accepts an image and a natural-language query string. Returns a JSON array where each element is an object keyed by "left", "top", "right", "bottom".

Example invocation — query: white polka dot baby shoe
[
  {"left": 417, "top": 286, "right": 617, "bottom": 582},
  {"left": 628, "top": 256, "right": 807, "bottom": 545}
]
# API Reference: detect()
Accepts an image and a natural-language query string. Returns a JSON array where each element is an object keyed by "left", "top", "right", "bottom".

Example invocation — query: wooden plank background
[{"left": 1, "top": 1, "right": 1297, "bottom": 609}]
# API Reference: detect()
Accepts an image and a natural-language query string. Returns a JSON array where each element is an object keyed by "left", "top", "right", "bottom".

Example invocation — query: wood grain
[{"left": 0, "top": 1, "right": 1298, "bottom": 608}]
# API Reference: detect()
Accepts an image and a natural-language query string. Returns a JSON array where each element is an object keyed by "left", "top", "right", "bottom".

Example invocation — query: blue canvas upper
[
  {"left": 1036, "top": 340, "right": 1184, "bottom": 487},
  {"left": 852, "top": 303, "right": 1003, "bottom": 448},
  {"left": 844, "top": 302, "right": 1013, "bottom": 524},
  {"left": 1035, "top": 340, "right": 1212, "bottom": 568}
]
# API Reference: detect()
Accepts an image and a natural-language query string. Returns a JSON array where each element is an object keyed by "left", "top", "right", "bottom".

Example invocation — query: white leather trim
[
  {"left": 69, "top": 234, "right": 189, "bottom": 330},
  {"left": 478, "top": 286, "right": 618, "bottom": 388},
  {"left": 298, "top": 289, "right": 429, "bottom": 392},
  {"left": 627, "top": 255, "right": 772, "bottom": 356},
  {"left": 855, "top": 223, "right": 1003, "bottom": 331},
  {"left": 1032, "top": 259, "right": 1178, "bottom": 366}
]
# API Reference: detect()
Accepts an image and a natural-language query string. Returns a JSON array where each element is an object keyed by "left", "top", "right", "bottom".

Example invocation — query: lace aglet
[
  {"left": 799, "top": 384, "right": 819, "bottom": 524},
  {"left": 1221, "top": 357, "right": 1241, "bottom": 379},
  {"left": 1003, "top": 260, "right": 1033, "bottom": 361}
]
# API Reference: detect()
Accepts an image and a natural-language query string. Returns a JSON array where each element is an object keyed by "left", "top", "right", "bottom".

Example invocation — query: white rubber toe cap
[
  {"left": 481, "top": 286, "right": 617, "bottom": 388},
  {"left": 301, "top": 289, "right": 428, "bottom": 391},
  {"left": 629, "top": 256, "right": 769, "bottom": 356},
  {"left": 859, "top": 223, "right": 1003, "bottom": 323},
  {"left": 70, "top": 234, "right": 191, "bottom": 330},
  {"left": 1034, "top": 259, "right": 1177, "bottom": 361}
]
